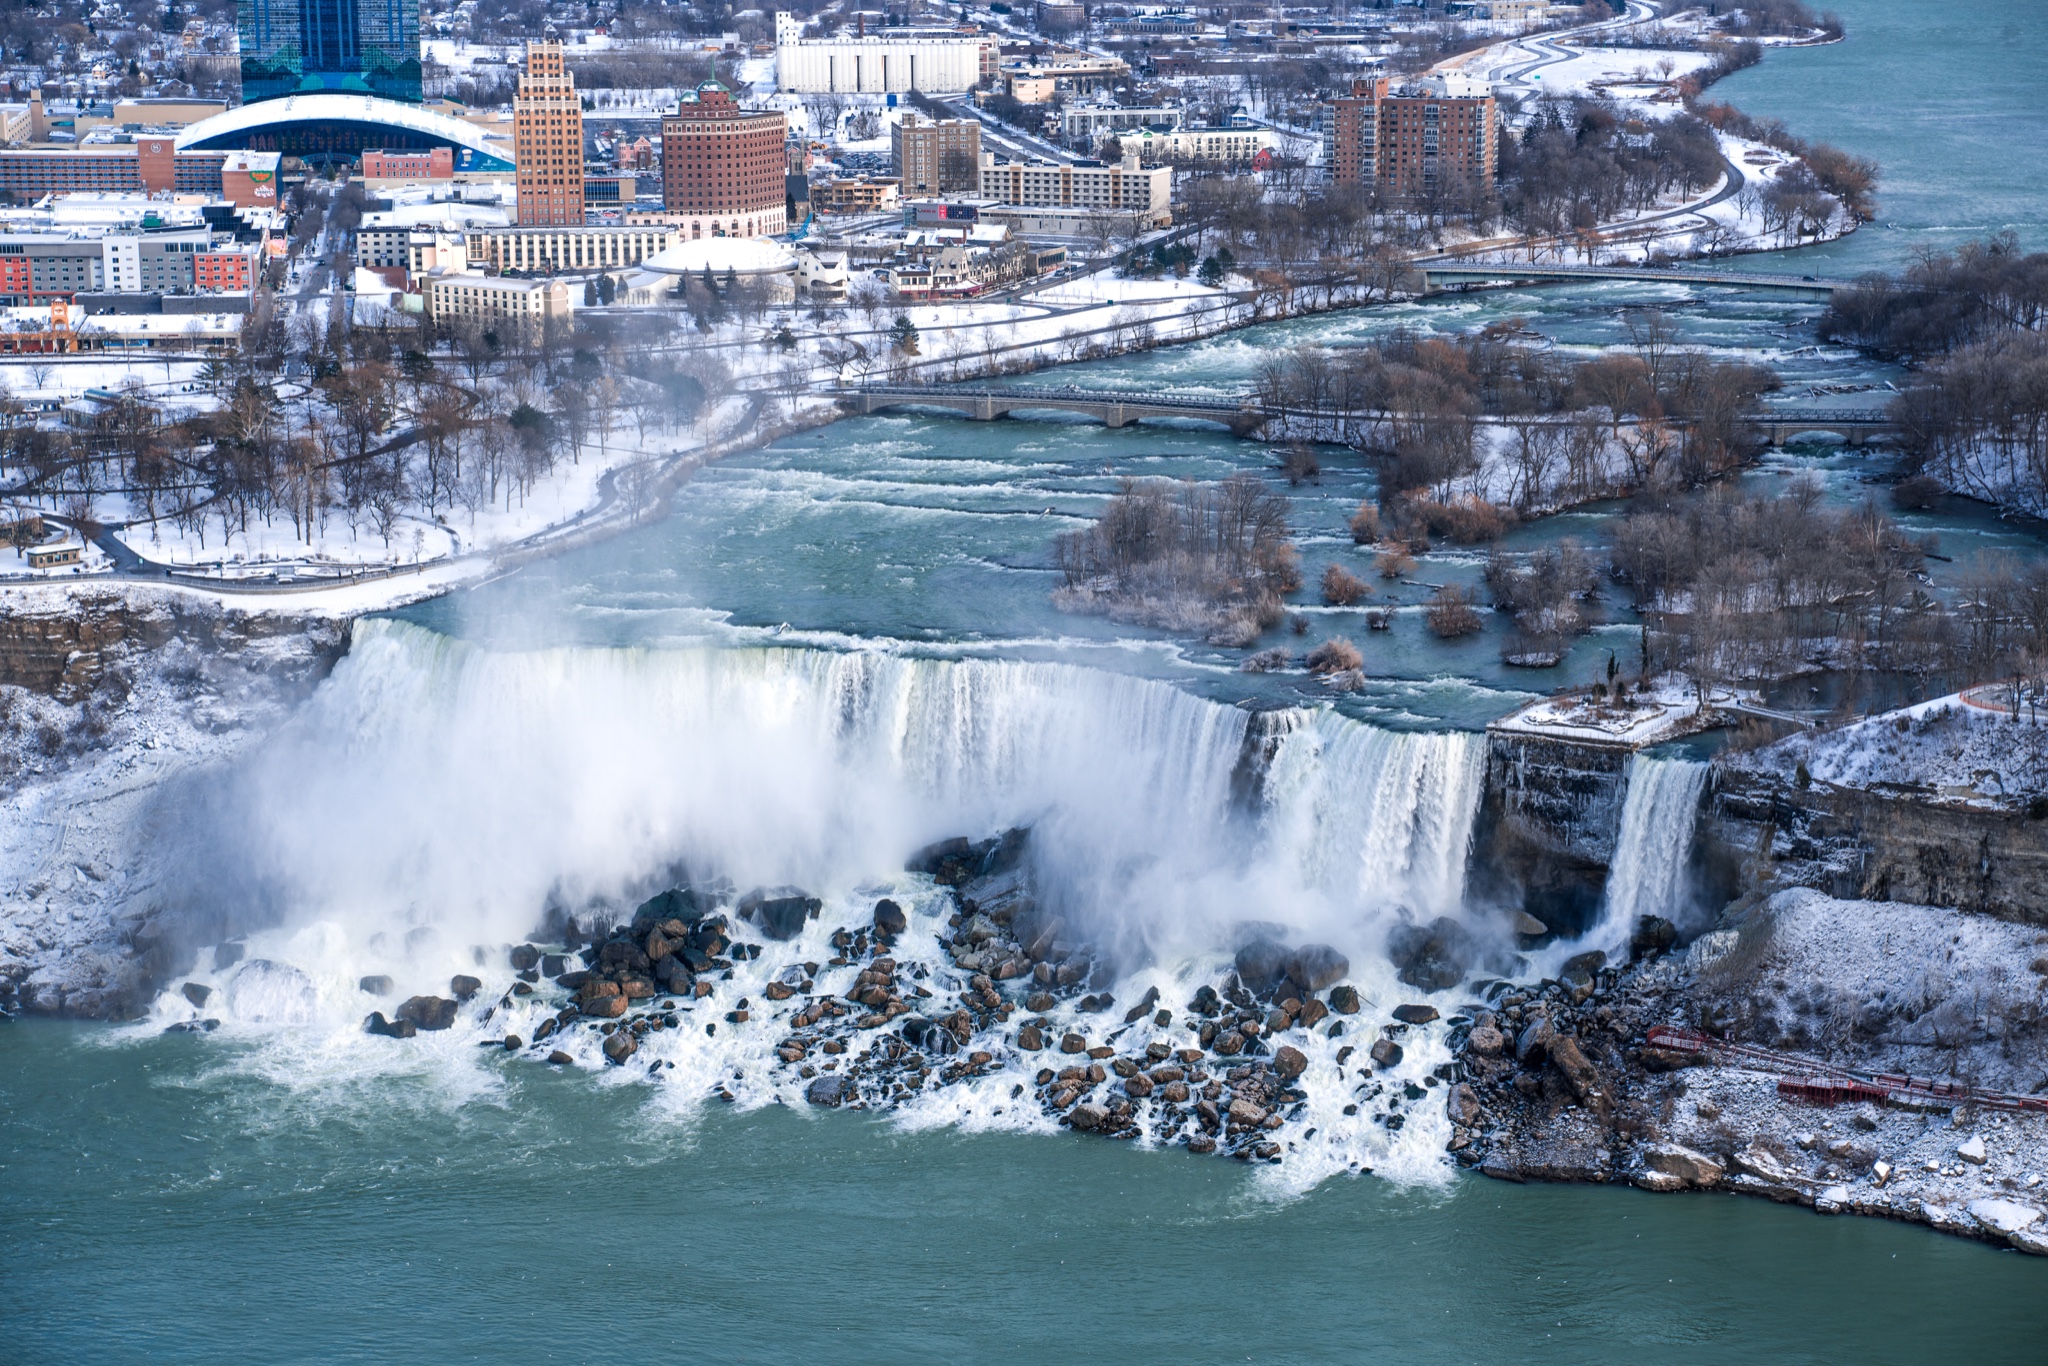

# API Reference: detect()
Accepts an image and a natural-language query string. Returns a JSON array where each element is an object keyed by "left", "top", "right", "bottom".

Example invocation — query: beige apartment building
[
  {"left": 977, "top": 152, "right": 1173, "bottom": 227},
  {"left": 425, "top": 272, "right": 572, "bottom": 337}
]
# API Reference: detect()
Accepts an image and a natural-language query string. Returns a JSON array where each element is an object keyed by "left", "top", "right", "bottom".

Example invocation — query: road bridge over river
[
  {"left": 835, "top": 386, "right": 1897, "bottom": 445},
  {"left": 1410, "top": 261, "right": 1857, "bottom": 298}
]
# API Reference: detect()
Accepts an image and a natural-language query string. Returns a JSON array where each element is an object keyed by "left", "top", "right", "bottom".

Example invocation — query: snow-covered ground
[
  {"left": 1733, "top": 692, "right": 2048, "bottom": 807},
  {"left": 1492, "top": 674, "right": 1746, "bottom": 746},
  {"left": 0, "top": 587, "right": 349, "bottom": 1017}
]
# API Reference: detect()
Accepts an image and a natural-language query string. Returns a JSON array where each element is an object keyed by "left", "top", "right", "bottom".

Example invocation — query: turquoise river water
[{"left": 4, "top": 2, "right": 2046, "bottom": 1358}]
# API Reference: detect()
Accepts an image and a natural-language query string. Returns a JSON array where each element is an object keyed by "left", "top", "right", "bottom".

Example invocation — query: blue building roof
[{"left": 176, "top": 94, "right": 514, "bottom": 171}]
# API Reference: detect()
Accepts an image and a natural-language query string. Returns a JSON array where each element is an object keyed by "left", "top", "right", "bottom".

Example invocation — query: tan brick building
[
  {"left": 891, "top": 112, "right": 981, "bottom": 195},
  {"left": 515, "top": 41, "right": 584, "bottom": 227}
]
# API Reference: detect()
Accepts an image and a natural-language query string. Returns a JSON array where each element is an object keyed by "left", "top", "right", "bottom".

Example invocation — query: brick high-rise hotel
[
  {"left": 660, "top": 82, "right": 788, "bottom": 239},
  {"left": 514, "top": 40, "right": 584, "bottom": 227},
  {"left": 1323, "top": 73, "right": 1497, "bottom": 199}
]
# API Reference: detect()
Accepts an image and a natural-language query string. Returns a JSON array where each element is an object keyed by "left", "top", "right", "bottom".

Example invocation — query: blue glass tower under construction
[{"left": 239, "top": 0, "right": 422, "bottom": 104}]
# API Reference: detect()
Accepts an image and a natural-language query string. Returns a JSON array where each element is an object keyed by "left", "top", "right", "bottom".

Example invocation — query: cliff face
[
  {"left": 1476, "top": 728, "right": 2048, "bottom": 934},
  {"left": 1469, "top": 734, "right": 1633, "bottom": 935},
  {"left": 0, "top": 589, "right": 347, "bottom": 701},
  {"left": 0, "top": 588, "right": 353, "bottom": 1019},
  {"left": 1707, "top": 772, "right": 2048, "bottom": 927}
]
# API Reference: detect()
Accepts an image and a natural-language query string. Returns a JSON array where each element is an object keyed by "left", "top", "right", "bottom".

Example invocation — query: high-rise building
[
  {"left": 238, "top": 0, "right": 423, "bottom": 104},
  {"left": 1321, "top": 74, "right": 1497, "bottom": 198},
  {"left": 891, "top": 113, "right": 981, "bottom": 196},
  {"left": 660, "top": 82, "right": 788, "bottom": 239},
  {"left": 514, "top": 41, "right": 584, "bottom": 228}
]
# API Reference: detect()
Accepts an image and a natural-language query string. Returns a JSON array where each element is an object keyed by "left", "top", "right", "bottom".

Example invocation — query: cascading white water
[
  {"left": 1592, "top": 754, "right": 1708, "bottom": 955},
  {"left": 147, "top": 620, "right": 1492, "bottom": 1192}
]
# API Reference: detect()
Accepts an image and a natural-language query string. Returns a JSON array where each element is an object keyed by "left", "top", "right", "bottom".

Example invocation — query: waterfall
[
  {"left": 142, "top": 619, "right": 1495, "bottom": 1193},
  {"left": 160, "top": 619, "right": 1489, "bottom": 981},
  {"left": 1595, "top": 753, "right": 1708, "bottom": 953}
]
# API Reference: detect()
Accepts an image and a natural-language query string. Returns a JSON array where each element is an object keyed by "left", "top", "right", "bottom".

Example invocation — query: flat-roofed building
[
  {"left": 773, "top": 11, "right": 985, "bottom": 93},
  {"left": 977, "top": 152, "right": 1171, "bottom": 227},
  {"left": 1322, "top": 73, "right": 1497, "bottom": 197},
  {"left": 462, "top": 223, "right": 679, "bottom": 273},
  {"left": 424, "top": 271, "right": 572, "bottom": 337},
  {"left": 892, "top": 113, "right": 982, "bottom": 196}
]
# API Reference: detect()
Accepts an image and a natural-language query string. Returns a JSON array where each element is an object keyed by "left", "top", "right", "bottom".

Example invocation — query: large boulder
[
  {"left": 1515, "top": 1014, "right": 1558, "bottom": 1066},
  {"left": 1272, "top": 1045, "right": 1308, "bottom": 1081},
  {"left": 1233, "top": 939, "right": 1291, "bottom": 995},
  {"left": 738, "top": 888, "right": 822, "bottom": 941},
  {"left": 1643, "top": 1143, "right": 1725, "bottom": 1187},
  {"left": 1446, "top": 1081, "right": 1483, "bottom": 1127},
  {"left": 1068, "top": 1102, "right": 1110, "bottom": 1131},
  {"left": 1391, "top": 1003, "right": 1439, "bottom": 1025},
  {"left": 806, "top": 1075, "right": 852, "bottom": 1107},
  {"left": 1630, "top": 916, "right": 1678, "bottom": 960},
  {"left": 1285, "top": 944, "right": 1349, "bottom": 994},
  {"left": 450, "top": 975, "right": 483, "bottom": 1002},
  {"left": 1385, "top": 917, "right": 1475, "bottom": 992},
  {"left": 1547, "top": 1035, "right": 1609, "bottom": 1118},
  {"left": 872, "top": 899, "right": 908, "bottom": 936},
  {"left": 632, "top": 886, "right": 719, "bottom": 932},
  {"left": 364, "top": 1011, "right": 417, "bottom": 1039},
  {"left": 601, "top": 1031, "right": 638, "bottom": 1064},
  {"left": 395, "top": 995, "right": 458, "bottom": 1031},
  {"left": 1369, "top": 1037, "right": 1404, "bottom": 1068}
]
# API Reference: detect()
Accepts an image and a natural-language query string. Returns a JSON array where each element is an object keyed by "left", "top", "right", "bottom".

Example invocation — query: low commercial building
[
  {"left": 362, "top": 147, "right": 455, "bottom": 186},
  {"left": 0, "top": 139, "right": 241, "bottom": 199},
  {"left": 1059, "top": 103, "right": 1183, "bottom": 143},
  {"left": 977, "top": 152, "right": 1172, "bottom": 227},
  {"left": 462, "top": 224, "right": 680, "bottom": 274},
  {"left": 424, "top": 272, "right": 573, "bottom": 337},
  {"left": 1002, "top": 54, "right": 1130, "bottom": 101},
  {"left": 1116, "top": 126, "right": 1277, "bottom": 164},
  {"left": 815, "top": 177, "right": 901, "bottom": 215}
]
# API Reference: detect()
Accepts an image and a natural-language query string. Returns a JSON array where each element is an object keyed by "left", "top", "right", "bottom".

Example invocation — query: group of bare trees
[
  {"left": 1500, "top": 103, "right": 1725, "bottom": 251},
  {"left": 1604, "top": 480, "right": 2015, "bottom": 691},
  {"left": 0, "top": 303, "right": 731, "bottom": 557},
  {"left": 1247, "top": 312, "right": 1778, "bottom": 515},
  {"left": 1053, "top": 474, "right": 1301, "bottom": 645},
  {"left": 1823, "top": 237, "right": 2048, "bottom": 513}
]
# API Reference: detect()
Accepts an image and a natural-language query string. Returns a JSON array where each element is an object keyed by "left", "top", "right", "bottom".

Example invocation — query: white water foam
[{"left": 141, "top": 620, "right": 1489, "bottom": 1192}]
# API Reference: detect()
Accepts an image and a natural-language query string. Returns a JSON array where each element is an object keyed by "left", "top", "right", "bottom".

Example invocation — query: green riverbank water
[
  {"left": 5, "top": 5, "right": 2047, "bottom": 1357},
  {"left": 3, "top": 1022, "right": 2044, "bottom": 1365}
]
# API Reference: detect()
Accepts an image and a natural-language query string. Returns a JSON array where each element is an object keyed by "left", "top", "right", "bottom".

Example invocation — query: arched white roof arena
[{"left": 177, "top": 95, "right": 516, "bottom": 172}]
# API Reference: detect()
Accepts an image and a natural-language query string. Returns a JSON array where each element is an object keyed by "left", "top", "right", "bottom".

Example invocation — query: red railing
[{"left": 1645, "top": 1025, "right": 2048, "bottom": 1115}]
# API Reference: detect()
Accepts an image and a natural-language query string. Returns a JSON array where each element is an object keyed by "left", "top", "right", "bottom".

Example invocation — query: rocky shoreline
[{"left": 1452, "top": 889, "right": 2048, "bottom": 1256}]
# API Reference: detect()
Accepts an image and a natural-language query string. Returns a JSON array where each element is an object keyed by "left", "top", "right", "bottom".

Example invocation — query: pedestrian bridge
[
  {"left": 1413, "top": 261, "right": 1856, "bottom": 298},
  {"left": 835, "top": 384, "right": 1270, "bottom": 434},
  {"left": 836, "top": 386, "right": 1896, "bottom": 444}
]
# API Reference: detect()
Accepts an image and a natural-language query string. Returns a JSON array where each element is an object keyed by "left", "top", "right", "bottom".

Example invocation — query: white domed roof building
[{"left": 643, "top": 236, "right": 800, "bottom": 280}]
